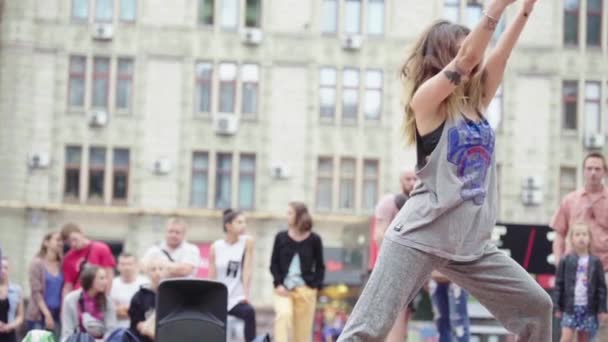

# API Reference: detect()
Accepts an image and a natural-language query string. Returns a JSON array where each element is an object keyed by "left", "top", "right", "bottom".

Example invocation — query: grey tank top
[{"left": 385, "top": 113, "right": 498, "bottom": 261}]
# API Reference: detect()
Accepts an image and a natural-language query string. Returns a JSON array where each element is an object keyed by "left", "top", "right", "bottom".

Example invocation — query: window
[
  {"left": 199, "top": 0, "right": 214, "bottom": 25},
  {"left": 344, "top": 0, "right": 361, "bottom": 34},
  {"left": 196, "top": 62, "right": 213, "bottom": 113},
  {"left": 245, "top": 0, "right": 261, "bottom": 28},
  {"left": 72, "top": 0, "right": 89, "bottom": 21},
  {"left": 316, "top": 157, "right": 333, "bottom": 210},
  {"left": 322, "top": 0, "right": 338, "bottom": 34},
  {"left": 92, "top": 57, "right": 110, "bottom": 109},
  {"left": 466, "top": 0, "right": 483, "bottom": 29},
  {"left": 95, "top": 0, "right": 113, "bottom": 22},
  {"left": 367, "top": 0, "right": 384, "bottom": 35},
  {"left": 559, "top": 167, "right": 577, "bottom": 200},
  {"left": 112, "top": 148, "right": 129, "bottom": 201},
  {"left": 220, "top": 0, "right": 239, "bottom": 29},
  {"left": 364, "top": 70, "right": 382, "bottom": 120},
  {"left": 584, "top": 81, "right": 601, "bottom": 135},
  {"left": 241, "top": 64, "right": 259, "bottom": 117},
  {"left": 191, "top": 152, "right": 209, "bottom": 207},
  {"left": 68, "top": 56, "right": 86, "bottom": 108},
  {"left": 116, "top": 58, "right": 134, "bottom": 111},
  {"left": 238, "top": 154, "right": 256, "bottom": 209},
  {"left": 444, "top": 0, "right": 460, "bottom": 22},
  {"left": 562, "top": 81, "right": 578, "bottom": 130},
  {"left": 219, "top": 63, "right": 237, "bottom": 113},
  {"left": 89, "top": 147, "right": 106, "bottom": 201},
  {"left": 564, "top": 0, "right": 580, "bottom": 45},
  {"left": 64, "top": 146, "right": 82, "bottom": 200},
  {"left": 320, "top": 68, "right": 337, "bottom": 119},
  {"left": 587, "top": 0, "right": 602, "bottom": 46},
  {"left": 339, "top": 158, "right": 356, "bottom": 209},
  {"left": 362, "top": 159, "right": 378, "bottom": 210},
  {"left": 487, "top": 85, "right": 503, "bottom": 130},
  {"left": 342, "top": 68, "right": 360, "bottom": 122},
  {"left": 215, "top": 153, "right": 232, "bottom": 209},
  {"left": 119, "top": 0, "right": 136, "bottom": 22}
]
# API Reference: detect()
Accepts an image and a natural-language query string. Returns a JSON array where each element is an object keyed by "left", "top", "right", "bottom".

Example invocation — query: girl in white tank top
[{"left": 208, "top": 209, "right": 257, "bottom": 341}]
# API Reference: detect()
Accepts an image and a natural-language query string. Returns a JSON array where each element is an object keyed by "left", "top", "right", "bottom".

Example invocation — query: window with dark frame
[
  {"left": 245, "top": 0, "right": 261, "bottom": 28},
  {"left": 559, "top": 167, "right": 577, "bottom": 200},
  {"left": 95, "top": 0, "right": 113, "bottom": 23},
  {"left": 342, "top": 68, "right": 360, "bottom": 122},
  {"left": 586, "top": 0, "right": 602, "bottom": 46},
  {"left": 322, "top": 0, "right": 338, "bottom": 34},
  {"left": 215, "top": 153, "right": 232, "bottom": 209},
  {"left": 219, "top": 63, "right": 237, "bottom": 113},
  {"left": 584, "top": 81, "right": 601, "bottom": 135},
  {"left": 88, "top": 147, "right": 106, "bottom": 201},
  {"left": 72, "top": 0, "right": 89, "bottom": 21},
  {"left": 564, "top": 0, "right": 580, "bottom": 45},
  {"left": 92, "top": 57, "right": 110, "bottom": 109},
  {"left": 64, "top": 146, "right": 82, "bottom": 200},
  {"left": 362, "top": 159, "right": 379, "bottom": 210},
  {"left": 241, "top": 64, "right": 259, "bottom": 117},
  {"left": 191, "top": 152, "right": 209, "bottom": 207},
  {"left": 367, "top": 0, "right": 384, "bottom": 35},
  {"left": 316, "top": 157, "right": 333, "bottom": 210},
  {"left": 199, "top": 0, "right": 214, "bottom": 25},
  {"left": 196, "top": 62, "right": 213, "bottom": 113},
  {"left": 112, "top": 148, "right": 129, "bottom": 201},
  {"left": 68, "top": 56, "right": 86, "bottom": 108},
  {"left": 339, "top": 158, "right": 356, "bottom": 209},
  {"left": 119, "top": 0, "right": 136, "bottom": 22},
  {"left": 364, "top": 69, "right": 382, "bottom": 120},
  {"left": 320, "top": 68, "right": 337, "bottom": 119},
  {"left": 116, "top": 58, "right": 134, "bottom": 111},
  {"left": 238, "top": 154, "right": 256, "bottom": 210},
  {"left": 562, "top": 81, "right": 578, "bottom": 131}
]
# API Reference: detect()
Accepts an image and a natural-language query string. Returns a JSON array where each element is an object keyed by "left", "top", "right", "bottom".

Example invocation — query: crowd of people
[{"left": 0, "top": 201, "right": 327, "bottom": 342}]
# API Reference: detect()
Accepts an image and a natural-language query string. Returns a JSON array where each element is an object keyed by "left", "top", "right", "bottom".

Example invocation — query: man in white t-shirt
[
  {"left": 110, "top": 253, "right": 149, "bottom": 328},
  {"left": 142, "top": 217, "right": 201, "bottom": 278}
]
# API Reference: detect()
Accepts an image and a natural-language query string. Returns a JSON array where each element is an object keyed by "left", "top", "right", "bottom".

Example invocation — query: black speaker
[{"left": 156, "top": 279, "right": 228, "bottom": 342}]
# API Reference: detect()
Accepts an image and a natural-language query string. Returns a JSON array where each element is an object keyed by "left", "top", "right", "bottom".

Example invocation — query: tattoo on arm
[
  {"left": 484, "top": 16, "right": 498, "bottom": 31},
  {"left": 444, "top": 69, "right": 463, "bottom": 85}
]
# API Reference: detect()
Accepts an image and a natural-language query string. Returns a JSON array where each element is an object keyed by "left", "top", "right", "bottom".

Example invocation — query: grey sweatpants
[{"left": 338, "top": 240, "right": 553, "bottom": 342}]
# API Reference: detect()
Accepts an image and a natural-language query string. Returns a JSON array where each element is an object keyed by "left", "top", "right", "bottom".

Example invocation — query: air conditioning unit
[
  {"left": 213, "top": 113, "right": 239, "bottom": 136},
  {"left": 584, "top": 133, "right": 605, "bottom": 149},
  {"left": 342, "top": 34, "right": 362, "bottom": 51},
  {"left": 521, "top": 189, "right": 543, "bottom": 206},
  {"left": 153, "top": 158, "right": 171, "bottom": 175},
  {"left": 27, "top": 152, "right": 50, "bottom": 169},
  {"left": 88, "top": 110, "right": 109, "bottom": 127},
  {"left": 270, "top": 163, "right": 290, "bottom": 180},
  {"left": 521, "top": 176, "right": 542, "bottom": 190},
  {"left": 241, "top": 28, "right": 263, "bottom": 45},
  {"left": 92, "top": 23, "right": 113, "bottom": 41}
]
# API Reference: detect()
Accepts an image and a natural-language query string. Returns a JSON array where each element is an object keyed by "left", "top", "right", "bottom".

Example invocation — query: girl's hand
[
  {"left": 600, "top": 313, "right": 608, "bottom": 323},
  {"left": 554, "top": 311, "right": 562, "bottom": 318},
  {"left": 275, "top": 285, "right": 289, "bottom": 297},
  {"left": 44, "top": 313, "right": 55, "bottom": 330}
]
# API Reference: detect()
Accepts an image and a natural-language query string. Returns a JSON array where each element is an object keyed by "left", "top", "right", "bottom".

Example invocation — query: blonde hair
[
  {"left": 568, "top": 223, "right": 593, "bottom": 253},
  {"left": 167, "top": 216, "right": 187, "bottom": 230},
  {"left": 401, "top": 20, "right": 486, "bottom": 145}
]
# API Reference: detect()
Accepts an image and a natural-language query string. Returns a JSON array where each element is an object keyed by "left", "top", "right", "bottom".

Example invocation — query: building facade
[{"left": 1, "top": 0, "right": 607, "bottom": 306}]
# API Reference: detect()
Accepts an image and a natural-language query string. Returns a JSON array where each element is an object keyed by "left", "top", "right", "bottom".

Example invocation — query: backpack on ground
[
  {"left": 105, "top": 328, "right": 141, "bottom": 342},
  {"left": 20, "top": 330, "right": 56, "bottom": 342}
]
